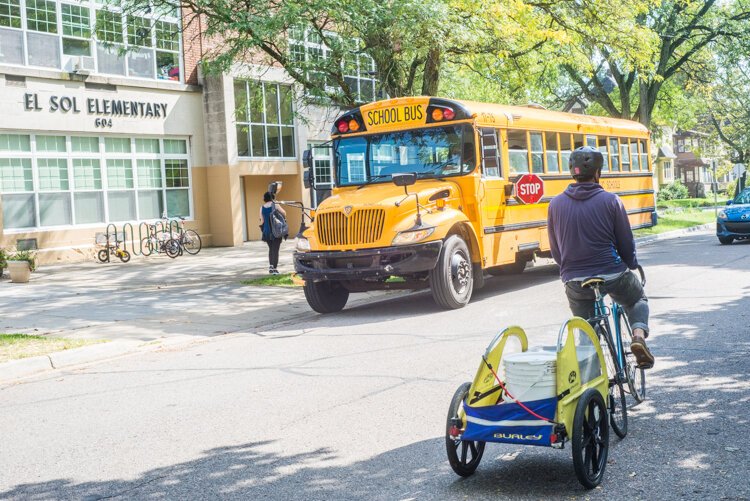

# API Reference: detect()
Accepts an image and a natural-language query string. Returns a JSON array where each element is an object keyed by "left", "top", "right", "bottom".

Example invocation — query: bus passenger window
[
  {"left": 598, "top": 141, "right": 609, "bottom": 172},
  {"left": 631, "top": 141, "right": 640, "bottom": 170},
  {"left": 545, "top": 131, "right": 560, "bottom": 173},
  {"left": 639, "top": 140, "right": 648, "bottom": 170},
  {"left": 609, "top": 138, "right": 620, "bottom": 171},
  {"left": 620, "top": 138, "right": 631, "bottom": 171},
  {"left": 479, "top": 128, "right": 500, "bottom": 177},
  {"left": 508, "top": 130, "right": 529, "bottom": 174},
  {"left": 586, "top": 135, "right": 598, "bottom": 148},
  {"left": 560, "top": 133, "right": 573, "bottom": 172},
  {"left": 530, "top": 132, "right": 544, "bottom": 173},
  {"left": 573, "top": 134, "right": 584, "bottom": 149}
]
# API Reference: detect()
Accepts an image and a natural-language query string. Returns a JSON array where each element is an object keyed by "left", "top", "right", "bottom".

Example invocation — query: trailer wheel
[
  {"left": 429, "top": 235, "right": 473, "bottom": 309},
  {"left": 304, "top": 280, "right": 349, "bottom": 313}
]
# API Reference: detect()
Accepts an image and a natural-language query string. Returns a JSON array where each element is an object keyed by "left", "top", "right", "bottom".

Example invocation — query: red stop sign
[{"left": 515, "top": 173, "right": 545, "bottom": 204}]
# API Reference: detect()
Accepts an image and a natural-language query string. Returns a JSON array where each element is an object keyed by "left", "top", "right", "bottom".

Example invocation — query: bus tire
[
  {"left": 430, "top": 235, "right": 473, "bottom": 309},
  {"left": 304, "top": 280, "right": 349, "bottom": 313}
]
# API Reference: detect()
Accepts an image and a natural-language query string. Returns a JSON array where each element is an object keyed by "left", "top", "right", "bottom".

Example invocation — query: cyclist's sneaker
[
  {"left": 631, "top": 338, "right": 654, "bottom": 369},
  {"left": 272, "top": 268, "right": 280, "bottom": 275},
  {"left": 268, "top": 266, "right": 275, "bottom": 274}
]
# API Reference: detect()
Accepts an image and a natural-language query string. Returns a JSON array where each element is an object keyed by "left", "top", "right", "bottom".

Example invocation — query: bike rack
[{"left": 98, "top": 217, "right": 194, "bottom": 262}]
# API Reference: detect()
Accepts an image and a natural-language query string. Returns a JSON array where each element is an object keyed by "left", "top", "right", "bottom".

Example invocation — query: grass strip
[
  {"left": 0, "top": 334, "right": 108, "bottom": 363},
  {"left": 241, "top": 273, "right": 299, "bottom": 287},
  {"left": 634, "top": 208, "right": 716, "bottom": 236}
]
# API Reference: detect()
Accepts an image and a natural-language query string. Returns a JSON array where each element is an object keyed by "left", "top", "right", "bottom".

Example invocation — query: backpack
[{"left": 270, "top": 206, "right": 288, "bottom": 239}]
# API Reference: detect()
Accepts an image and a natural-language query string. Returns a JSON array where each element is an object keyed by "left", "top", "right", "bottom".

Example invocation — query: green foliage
[
  {"left": 0, "top": 248, "right": 7, "bottom": 270},
  {"left": 657, "top": 180, "right": 689, "bottom": 201},
  {"left": 241, "top": 273, "right": 298, "bottom": 287},
  {"left": 634, "top": 209, "right": 715, "bottom": 236},
  {"left": 9, "top": 250, "right": 37, "bottom": 272},
  {"left": 657, "top": 197, "right": 728, "bottom": 209}
]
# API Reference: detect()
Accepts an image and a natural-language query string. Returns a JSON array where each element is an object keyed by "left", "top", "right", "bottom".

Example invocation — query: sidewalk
[
  {"left": 0, "top": 240, "right": 364, "bottom": 382},
  {"left": 0, "top": 224, "right": 716, "bottom": 383}
]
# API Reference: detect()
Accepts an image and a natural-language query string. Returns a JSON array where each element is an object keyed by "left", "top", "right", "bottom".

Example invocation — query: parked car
[{"left": 717, "top": 187, "right": 750, "bottom": 244}]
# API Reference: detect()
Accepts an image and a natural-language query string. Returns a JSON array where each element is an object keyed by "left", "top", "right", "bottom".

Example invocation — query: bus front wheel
[
  {"left": 429, "top": 235, "right": 473, "bottom": 309},
  {"left": 304, "top": 280, "right": 350, "bottom": 313}
]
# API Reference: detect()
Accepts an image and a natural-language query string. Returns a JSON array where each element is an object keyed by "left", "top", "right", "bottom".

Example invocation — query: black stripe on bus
[
  {"left": 485, "top": 211, "right": 654, "bottom": 234},
  {"left": 484, "top": 220, "right": 547, "bottom": 234},
  {"left": 504, "top": 189, "right": 654, "bottom": 206},
  {"left": 509, "top": 172, "right": 653, "bottom": 182},
  {"left": 627, "top": 207, "right": 656, "bottom": 215}
]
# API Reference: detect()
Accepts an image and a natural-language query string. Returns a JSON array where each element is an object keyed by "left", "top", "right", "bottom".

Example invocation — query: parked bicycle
[
  {"left": 172, "top": 216, "right": 202, "bottom": 255},
  {"left": 97, "top": 238, "right": 131, "bottom": 263},
  {"left": 140, "top": 223, "right": 180, "bottom": 258},
  {"left": 583, "top": 265, "right": 647, "bottom": 439}
]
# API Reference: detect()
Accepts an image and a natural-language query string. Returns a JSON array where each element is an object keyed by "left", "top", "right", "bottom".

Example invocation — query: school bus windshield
[{"left": 334, "top": 124, "right": 475, "bottom": 186}]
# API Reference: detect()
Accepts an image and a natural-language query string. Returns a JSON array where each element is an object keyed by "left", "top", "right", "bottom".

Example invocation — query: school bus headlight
[
  {"left": 296, "top": 236, "right": 311, "bottom": 251},
  {"left": 392, "top": 227, "right": 435, "bottom": 245}
]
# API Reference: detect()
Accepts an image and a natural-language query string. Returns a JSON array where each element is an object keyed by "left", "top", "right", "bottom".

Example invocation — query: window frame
[
  {"left": 0, "top": 133, "right": 193, "bottom": 232},
  {"left": 0, "top": 0, "right": 184, "bottom": 83},
  {"left": 235, "top": 79, "right": 297, "bottom": 160}
]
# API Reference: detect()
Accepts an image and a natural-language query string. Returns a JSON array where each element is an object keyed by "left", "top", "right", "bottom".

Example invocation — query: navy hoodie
[{"left": 547, "top": 182, "right": 638, "bottom": 282}]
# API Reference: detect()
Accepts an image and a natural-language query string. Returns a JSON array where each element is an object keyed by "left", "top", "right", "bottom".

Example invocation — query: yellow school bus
[{"left": 295, "top": 97, "right": 654, "bottom": 313}]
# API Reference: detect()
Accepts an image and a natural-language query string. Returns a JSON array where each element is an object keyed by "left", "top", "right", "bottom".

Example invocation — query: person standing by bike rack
[{"left": 547, "top": 146, "right": 654, "bottom": 369}]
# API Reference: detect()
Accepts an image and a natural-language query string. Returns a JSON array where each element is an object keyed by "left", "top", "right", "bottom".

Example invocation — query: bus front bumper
[{"left": 293, "top": 241, "right": 443, "bottom": 281}]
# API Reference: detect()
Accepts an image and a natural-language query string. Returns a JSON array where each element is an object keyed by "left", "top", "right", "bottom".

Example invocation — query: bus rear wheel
[
  {"left": 304, "top": 280, "right": 350, "bottom": 313},
  {"left": 429, "top": 235, "right": 473, "bottom": 309}
]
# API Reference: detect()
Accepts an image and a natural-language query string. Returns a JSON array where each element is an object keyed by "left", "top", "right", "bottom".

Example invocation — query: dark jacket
[{"left": 547, "top": 182, "right": 637, "bottom": 282}]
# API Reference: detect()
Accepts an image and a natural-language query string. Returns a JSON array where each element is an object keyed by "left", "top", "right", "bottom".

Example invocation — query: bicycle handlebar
[{"left": 636, "top": 265, "right": 646, "bottom": 287}]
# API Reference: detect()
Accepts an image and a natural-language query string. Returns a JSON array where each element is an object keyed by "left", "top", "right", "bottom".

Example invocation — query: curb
[{"left": 635, "top": 222, "right": 715, "bottom": 246}]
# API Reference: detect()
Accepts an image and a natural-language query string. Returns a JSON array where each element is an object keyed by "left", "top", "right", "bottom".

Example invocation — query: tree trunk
[{"left": 421, "top": 47, "right": 441, "bottom": 96}]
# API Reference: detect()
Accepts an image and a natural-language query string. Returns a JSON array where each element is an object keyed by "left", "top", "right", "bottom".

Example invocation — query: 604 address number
[{"left": 95, "top": 118, "right": 113, "bottom": 128}]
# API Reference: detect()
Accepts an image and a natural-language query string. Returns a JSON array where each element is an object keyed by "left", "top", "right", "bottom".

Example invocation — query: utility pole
[{"left": 712, "top": 160, "right": 718, "bottom": 218}]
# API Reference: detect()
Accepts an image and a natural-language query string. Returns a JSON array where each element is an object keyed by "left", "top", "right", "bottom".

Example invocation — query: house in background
[{"left": 673, "top": 130, "right": 732, "bottom": 197}]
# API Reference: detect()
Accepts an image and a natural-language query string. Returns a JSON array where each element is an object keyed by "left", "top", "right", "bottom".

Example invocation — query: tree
[{"left": 529, "top": 0, "right": 750, "bottom": 127}]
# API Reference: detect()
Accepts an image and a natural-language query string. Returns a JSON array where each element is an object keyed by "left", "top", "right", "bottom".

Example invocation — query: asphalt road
[{"left": 1, "top": 230, "right": 748, "bottom": 500}]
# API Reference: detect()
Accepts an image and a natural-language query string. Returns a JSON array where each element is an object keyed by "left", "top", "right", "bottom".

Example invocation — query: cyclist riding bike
[{"left": 547, "top": 146, "right": 655, "bottom": 369}]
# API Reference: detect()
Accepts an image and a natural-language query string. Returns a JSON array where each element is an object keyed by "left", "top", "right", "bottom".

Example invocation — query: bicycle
[
  {"left": 172, "top": 216, "right": 202, "bottom": 255},
  {"left": 140, "top": 223, "right": 180, "bottom": 259},
  {"left": 97, "top": 238, "right": 131, "bottom": 263},
  {"left": 582, "top": 265, "right": 647, "bottom": 439}
]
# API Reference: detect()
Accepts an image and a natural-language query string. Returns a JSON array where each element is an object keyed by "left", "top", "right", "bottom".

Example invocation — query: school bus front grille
[{"left": 316, "top": 209, "right": 386, "bottom": 246}]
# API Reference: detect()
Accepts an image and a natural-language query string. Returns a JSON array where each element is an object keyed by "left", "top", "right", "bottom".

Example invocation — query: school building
[{"left": 0, "top": 2, "right": 341, "bottom": 264}]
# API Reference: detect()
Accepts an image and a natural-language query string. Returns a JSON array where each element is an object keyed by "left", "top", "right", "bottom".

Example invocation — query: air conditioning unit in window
[{"left": 64, "top": 55, "right": 96, "bottom": 74}]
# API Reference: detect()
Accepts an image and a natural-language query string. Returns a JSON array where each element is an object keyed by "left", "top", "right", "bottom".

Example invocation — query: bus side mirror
[
  {"left": 391, "top": 172, "right": 417, "bottom": 187},
  {"left": 303, "top": 168, "right": 315, "bottom": 189},
  {"left": 302, "top": 149, "right": 313, "bottom": 170},
  {"left": 268, "top": 181, "right": 282, "bottom": 195}
]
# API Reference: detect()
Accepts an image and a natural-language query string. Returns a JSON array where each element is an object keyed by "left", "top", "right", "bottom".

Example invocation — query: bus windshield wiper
[{"left": 355, "top": 174, "right": 392, "bottom": 189}]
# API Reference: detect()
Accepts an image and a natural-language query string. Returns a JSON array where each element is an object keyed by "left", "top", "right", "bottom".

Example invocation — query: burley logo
[{"left": 494, "top": 433, "right": 543, "bottom": 441}]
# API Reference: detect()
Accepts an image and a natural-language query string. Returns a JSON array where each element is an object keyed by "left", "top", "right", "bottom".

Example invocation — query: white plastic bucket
[{"left": 502, "top": 350, "right": 557, "bottom": 402}]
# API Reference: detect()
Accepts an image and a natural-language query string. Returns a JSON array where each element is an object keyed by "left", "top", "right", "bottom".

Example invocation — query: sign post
[{"left": 514, "top": 173, "right": 545, "bottom": 205}]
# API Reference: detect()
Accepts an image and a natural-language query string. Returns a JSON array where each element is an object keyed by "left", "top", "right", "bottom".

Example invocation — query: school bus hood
[{"left": 319, "top": 182, "right": 455, "bottom": 211}]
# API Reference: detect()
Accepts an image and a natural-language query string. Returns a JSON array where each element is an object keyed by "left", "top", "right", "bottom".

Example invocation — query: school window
[
  {"left": 289, "top": 27, "right": 381, "bottom": 103},
  {"left": 507, "top": 129, "right": 528, "bottom": 174},
  {"left": 308, "top": 142, "right": 333, "bottom": 207},
  {"left": 0, "top": 1, "right": 183, "bottom": 81},
  {"left": 235, "top": 80, "right": 295, "bottom": 159},
  {"left": 0, "top": 134, "right": 191, "bottom": 230}
]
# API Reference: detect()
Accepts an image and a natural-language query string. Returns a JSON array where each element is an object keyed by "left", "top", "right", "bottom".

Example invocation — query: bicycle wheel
[
  {"left": 616, "top": 309, "right": 646, "bottom": 403},
  {"left": 182, "top": 230, "right": 202, "bottom": 255},
  {"left": 97, "top": 249, "right": 109, "bottom": 263},
  {"left": 596, "top": 323, "right": 628, "bottom": 439},
  {"left": 164, "top": 239, "right": 181, "bottom": 258},
  {"left": 572, "top": 388, "right": 609, "bottom": 489},
  {"left": 445, "top": 382, "right": 485, "bottom": 477}
]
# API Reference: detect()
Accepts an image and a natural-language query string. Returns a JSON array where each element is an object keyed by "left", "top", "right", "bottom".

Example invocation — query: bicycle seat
[{"left": 581, "top": 276, "right": 605, "bottom": 289}]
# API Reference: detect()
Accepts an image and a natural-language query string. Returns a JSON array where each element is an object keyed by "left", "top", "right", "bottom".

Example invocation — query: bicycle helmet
[{"left": 569, "top": 146, "right": 604, "bottom": 180}]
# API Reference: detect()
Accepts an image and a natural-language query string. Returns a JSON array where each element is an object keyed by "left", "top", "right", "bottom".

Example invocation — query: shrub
[
  {"left": 9, "top": 250, "right": 36, "bottom": 272},
  {"left": 657, "top": 180, "right": 689, "bottom": 201},
  {"left": 0, "top": 248, "right": 7, "bottom": 270}
]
